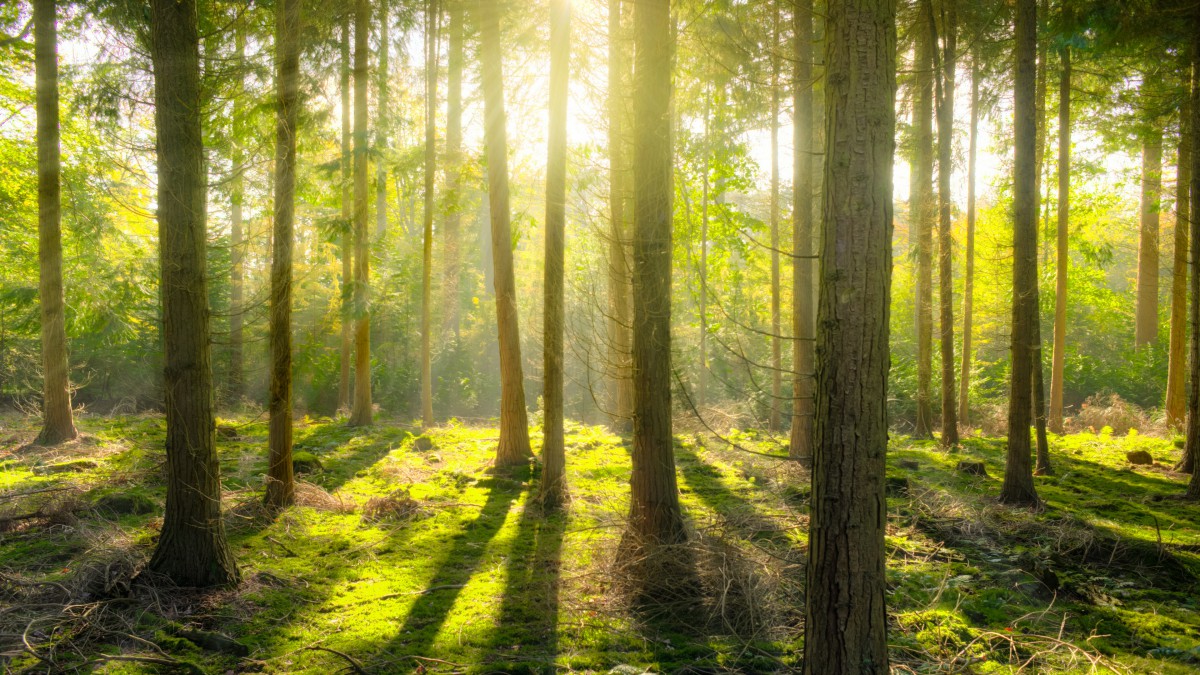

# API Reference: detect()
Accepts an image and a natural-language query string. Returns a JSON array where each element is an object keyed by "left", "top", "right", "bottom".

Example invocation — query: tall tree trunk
[
  {"left": 228, "top": 27, "right": 245, "bottom": 404},
  {"left": 443, "top": 0, "right": 464, "bottom": 339},
  {"left": 789, "top": 0, "right": 814, "bottom": 463},
  {"left": 913, "top": 2, "right": 934, "bottom": 439},
  {"left": 934, "top": 0, "right": 957, "bottom": 447},
  {"left": 607, "top": 0, "right": 634, "bottom": 430},
  {"left": 33, "top": 0, "right": 77, "bottom": 446},
  {"left": 1136, "top": 114, "right": 1163, "bottom": 347},
  {"left": 376, "top": 0, "right": 390, "bottom": 242},
  {"left": 421, "top": 0, "right": 438, "bottom": 427},
  {"left": 958, "top": 57, "right": 979, "bottom": 426},
  {"left": 768, "top": 4, "right": 782, "bottom": 432},
  {"left": 1032, "top": 326, "right": 1052, "bottom": 474},
  {"left": 1174, "top": 81, "right": 1195, "bottom": 466},
  {"left": 338, "top": 13, "right": 352, "bottom": 413},
  {"left": 698, "top": 96, "right": 709, "bottom": 409},
  {"left": 147, "top": 0, "right": 239, "bottom": 586},
  {"left": 266, "top": 0, "right": 300, "bottom": 510},
  {"left": 541, "top": 0, "right": 570, "bottom": 508},
  {"left": 803, "top": 0, "right": 894, "bottom": 668},
  {"left": 349, "top": 0, "right": 373, "bottom": 426},
  {"left": 1049, "top": 48, "right": 1070, "bottom": 434},
  {"left": 1035, "top": 0, "right": 1048, "bottom": 265},
  {"left": 1000, "top": 0, "right": 1040, "bottom": 507},
  {"left": 479, "top": 0, "right": 532, "bottom": 465},
  {"left": 1185, "top": 34, "right": 1200, "bottom": 498},
  {"left": 622, "top": 0, "right": 684, "bottom": 549}
]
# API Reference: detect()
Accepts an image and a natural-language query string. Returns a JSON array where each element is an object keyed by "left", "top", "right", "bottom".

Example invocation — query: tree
[
  {"left": 266, "top": 0, "right": 300, "bottom": 510},
  {"left": 1166, "top": 64, "right": 1191, "bottom": 432},
  {"left": 1049, "top": 46, "right": 1070, "bottom": 434},
  {"left": 1000, "top": 0, "right": 1040, "bottom": 507},
  {"left": 376, "top": 0, "right": 391, "bottom": 241},
  {"left": 803, "top": 0, "right": 894, "bottom": 668},
  {"left": 789, "top": 0, "right": 814, "bottom": 463},
  {"left": 934, "top": 0, "right": 958, "bottom": 447},
  {"left": 338, "top": 12, "right": 352, "bottom": 413},
  {"left": 421, "top": 0, "right": 438, "bottom": 428},
  {"left": 33, "top": 0, "right": 76, "bottom": 447},
  {"left": 348, "top": 0, "right": 373, "bottom": 427},
  {"left": 540, "top": 0, "right": 570, "bottom": 509},
  {"left": 1134, "top": 78, "right": 1163, "bottom": 348},
  {"left": 146, "top": 0, "right": 239, "bottom": 586},
  {"left": 1186, "top": 31, "right": 1200, "bottom": 498},
  {"left": 607, "top": 0, "right": 633, "bottom": 429},
  {"left": 228, "top": 27, "right": 246, "bottom": 404},
  {"left": 913, "top": 0, "right": 935, "bottom": 440},
  {"left": 478, "top": 0, "right": 532, "bottom": 465},
  {"left": 958, "top": 56, "right": 979, "bottom": 426},
  {"left": 443, "top": 0, "right": 464, "bottom": 339},
  {"left": 768, "top": 3, "right": 783, "bottom": 432},
  {"left": 623, "top": 0, "right": 684, "bottom": 549}
]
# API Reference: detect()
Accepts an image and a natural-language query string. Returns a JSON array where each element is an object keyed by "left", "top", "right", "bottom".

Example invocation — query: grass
[{"left": 0, "top": 413, "right": 1198, "bottom": 673}]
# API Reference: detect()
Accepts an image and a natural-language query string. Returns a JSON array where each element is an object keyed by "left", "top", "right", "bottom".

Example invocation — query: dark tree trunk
[
  {"left": 349, "top": 0, "right": 373, "bottom": 427},
  {"left": 266, "top": 0, "right": 300, "bottom": 510},
  {"left": 789, "top": 0, "right": 814, "bottom": 463},
  {"left": 958, "top": 57, "right": 979, "bottom": 427},
  {"left": 540, "top": 0, "right": 570, "bottom": 509},
  {"left": 228, "top": 27, "right": 245, "bottom": 404},
  {"left": 443, "top": 0, "right": 463, "bottom": 339},
  {"left": 803, "top": 0, "right": 894, "bottom": 669},
  {"left": 607, "top": 0, "right": 634, "bottom": 430},
  {"left": 33, "top": 0, "right": 77, "bottom": 447},
  {"left": 1184, "top": 29, "right": 1200, "bottom": 495},
  {"left": 147, "top": 0, "right": 239, "bottom": 587},
  {"left": 1049, "top": 48, "right": 1070, "bottom": 434},
  {"left": 338, "top": 13, "right": 352, "bottom": 413},
  {"left": 478, "top": 0, "right": 532, "bottom": 465},
  {"left": 768, "top": 4, "right": 782, "bottom": 432},
  {"left": 935, "top": 0, "right": 957, "bottom": 447},
  {"left": 1000, "top": 0, "right": 1040, "bottom": 507},
  {"left": 623, "top": 0, "right": 684, "bottom": 548},
  {"left": 1167, "top": 71, "right": 1191, "bottom": 434},
  {"left": 1135, "top": 115, "right": 1163, "bottom": 347},
  {"left": 913, "top": 1, "right": 934, "bottom": 439},
  {"left": 421, "top": 0, "right": 438, "bottom": 427}
]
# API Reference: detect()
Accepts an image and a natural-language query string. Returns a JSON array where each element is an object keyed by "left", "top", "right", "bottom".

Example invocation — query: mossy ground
[{"left": 1, "top": 414, "right": 1198, "bottom": 673}]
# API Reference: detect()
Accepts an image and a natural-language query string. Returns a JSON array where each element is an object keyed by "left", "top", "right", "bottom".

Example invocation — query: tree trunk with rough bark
[
  {"left": 479, "top": 0, "right": 532, "bottom": 465},
  {"left": 803, "top": 0, "right": 894, "bottom": 669},
  {"left": 958, "top": 57, "right": 979, "bottom": 427},
  {"left": 1185, "top": 30, "right": 1200, "bottom": 497},
  {"left": 1000, "top": 0, "right": 1040, "bottom": 507},
  {"left": 1135, "top": 114, "right": 1163, "bottom": 347},
  {"left": 1049, "top": 48, "right": 1070, "bottom": 434},
  {"left": 349, "top": 0, "right": 373, "bottom": 427},
  {"left": 607, "top": 0, "right": 634, "bottom": 431},
  {"left": 33, "top": 0, "right": 77, "bottom": 447},
  {"left": 913, "top": 1, "right": 934, "bottom": 439},
  {"left": 935, "top": 0, "right": 957, "bottom": 447},
  {"left": 1167, "top": 66, "right": 1192, "bottom": 434},
  {"left": 789, "top": 0, "right": 814, "bottom": 463},
  {"left": 147, "top": 0, "right": 239, "bottom": 586}
]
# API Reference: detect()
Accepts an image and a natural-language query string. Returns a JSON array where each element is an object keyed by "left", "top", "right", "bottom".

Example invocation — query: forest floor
[{"left": 1, "top": 413, "right": 1199, "bottom": 674}]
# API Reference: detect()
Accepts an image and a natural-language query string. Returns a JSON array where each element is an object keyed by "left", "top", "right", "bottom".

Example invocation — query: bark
[
  {"left": 958, "top": 57, "right": 978, "bottom": 426},
  {"left": 540, "top": 0, "right": 570, "bottom": 508},
  {"left": 443, "top": 0, "right": 463, "bottom": 339},
  {"left": 266, "top": 0, "right": 300, "bottom": 510},
  {"left": 1135, "top": 114, "right": 1163, "bottom": 347},
  {"left": 1032, "top": 324, "right": 1052, "bottom": 474},
  {"left": 789, "top": 0, "right": 814, "bottom": 463},
  {"left": 228, "top": 28, "right": 245, "bottom": 403},
  {"left": 698, "top": 97, "right": 709, "bottom": 409},
  {"left": 1168, "top": 72, "right": 1192, "bottom": 433},
  {"left": 376, "top": 0, "right": 390, "bottom": 242},
  {"left": 934, "top": 0, "right": 957, "bottom": 447},
  {"left": 768, "top": 4, "right": 783, "bottom": 432},
  {"left": 803, "top": 0, "right": 894, "bottom": 668},
  {"left": 1000, "top": 0, "right": 1040, "bottom": 507},
  {"left": 147, "top": 0, "right": 239, "bottom": 586},
  {"left": 338, "top": 13, "right": 352, "bottom": 413},
  {"left": 421, "top": 0, "right": 438, "bottom": 428},
  {"left": 479, "top": 0, "right": 532, "bottom": 465},
  {"left": 1186, "top": 35, "right": 1200, "bottom": 498},
  {"left": 913, "top": 2, "right": 934, "bottom": 439},
  {"left": 1049, "top": 48, "right": 1070, "bottom": 434},
  {"left": 349, "top": 0, "right": 373, "bottom": 426},
  {"left": 623, "top": 0, "right": 684, "bottom": 547},
  {"left": 33, "top": 0, "right": 77, "bottom": 446},
  {"left": 607, "top": 0, "right": 634, "bottom": 430}
]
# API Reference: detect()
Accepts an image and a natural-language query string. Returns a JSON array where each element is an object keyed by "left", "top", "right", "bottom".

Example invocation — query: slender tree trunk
[
  {"left": 349, "top": 0, "right": 373, "bottom": 426},
  {"left": 913, "top": 3, "right": 934, "bottom": 439},
  {"left": 266, "top": 0, "right": 300, "bottom": 509},
  {"left": 479, "top": 0, "right": 532, "bottom": 465},
  {"left": 228, "top": 28, "right": 245, "bottom": 404},
  {"left": 1185, "top": 35, "right": 1200, "bottom": 498},
  {"left": 33, "top": 0, "right": 76, "bottom": 446},
  {"left": 958, "top": 57, "right": 979, "bottom": 427},
  {"left": 623, "top": 0, "right": 684, "bottom": 549},
  {"left": 698, "top": 96, "right": 709, "bottom": 409},
  {"left": 147, "top": 0, "right": 239, "bottom": 586},
  {"left": 1032, "top": 327, "right": 1052, "bottom": 474},
  {"left": 935, "top": 0, "right": 957, "bottom": 447},
  {"left": 789, "top": 0, "right": 814, "bottom": 463},
  {"left": 1136, "top": 114, "right": 1163, "bottom": 347},
  {"left": 541, "top": 0, "right": 570, "bottom": 508},
  {"left": 421, "top": 0, "right": 438, "bottom": 427},
  {"left": 376, "top": 0, "right": 390, "bottom": 242},
  {"left": 443, "top": 0, "right": 463, "bottom": 339},
  {"left": 607, "top": 0, "right": 634, "bottom": 430},
  {"left": 1035, "top": 0, "right": 1048, "bottom": 265},
  {"left": 1000, "top": 0, "right": 1040, "bottom": 507},
  {"left": 803, "top": 0, "right": 894, "bottom": 668},
  {"left": 1049, "top": 48, "right": 1071, "bottom": 434},
  {"left": 1174, "top": 73, "right": 1195, "bottom": 466},
  {"left": 768, "top": 4, "right": 782, "bottom": 432},
  {"left": 338, "top": 13, "right": 352, "bottom": 413}
]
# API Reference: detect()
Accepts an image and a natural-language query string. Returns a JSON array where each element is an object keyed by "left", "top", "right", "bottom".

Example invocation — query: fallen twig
[{"left": 306, "top": 645, "right": 369, "bottom": 675}]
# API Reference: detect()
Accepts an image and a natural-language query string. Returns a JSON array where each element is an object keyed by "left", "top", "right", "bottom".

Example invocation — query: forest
[{"left": 1, "top": 0, "right": 1200, "bottom": 672}]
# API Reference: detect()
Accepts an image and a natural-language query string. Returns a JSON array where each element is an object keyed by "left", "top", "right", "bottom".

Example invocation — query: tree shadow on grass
[{"left": 296, "top": 422, "right": 416, "bottom": 492}]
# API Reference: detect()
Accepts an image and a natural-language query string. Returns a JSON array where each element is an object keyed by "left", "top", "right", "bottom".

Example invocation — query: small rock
[
  {"left": 413, "top": 436, "right": 435, "bottom": 452},
  {"left": 956, "top": 460, "right": 988, "bottom": 477},
  {"left": 897, "top": 459, "right": 920, "bottom": 470},
  {"left": 216, "top": 425, "right": 239, "bottom": 440},
  {"left": 292, "top": 451, "right": 322, "bottom": 473},
  {"left": 1126, "top": 450, "right": 1153, "bottom": 465}
]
